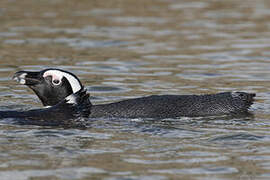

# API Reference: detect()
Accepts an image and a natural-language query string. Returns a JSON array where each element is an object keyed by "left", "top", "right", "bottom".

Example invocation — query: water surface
[{"left": 0, "top": 0, "right": 270, "bottom": 179}]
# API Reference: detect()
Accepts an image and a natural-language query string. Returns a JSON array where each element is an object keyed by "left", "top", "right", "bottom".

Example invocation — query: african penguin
[{"left": 13, "top": 68, "right": 256, "bottom": 118}]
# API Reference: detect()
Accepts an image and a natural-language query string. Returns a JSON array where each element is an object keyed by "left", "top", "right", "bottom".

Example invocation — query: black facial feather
[{"left": 29, "top": 74, "right": 76, "bottom": 106}]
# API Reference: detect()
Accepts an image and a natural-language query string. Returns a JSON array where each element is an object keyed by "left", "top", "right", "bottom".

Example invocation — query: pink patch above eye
[{"left": 43, "top": 72, "right": 61, "bottom": 82}]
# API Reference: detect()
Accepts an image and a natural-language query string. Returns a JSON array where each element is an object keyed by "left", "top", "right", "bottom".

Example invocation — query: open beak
[{"left": 13, "top": 71, "right": 41, "bottom": 86}]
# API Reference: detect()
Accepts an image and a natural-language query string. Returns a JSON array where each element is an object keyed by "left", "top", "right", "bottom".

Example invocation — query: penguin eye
[{"left": 52, "top": 79, "right": 61, "bottom": 85}]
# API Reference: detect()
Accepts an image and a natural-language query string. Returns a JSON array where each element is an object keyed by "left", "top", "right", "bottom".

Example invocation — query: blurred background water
[{"left": 0, "top": 0, "right": 270, "bottom": 179}]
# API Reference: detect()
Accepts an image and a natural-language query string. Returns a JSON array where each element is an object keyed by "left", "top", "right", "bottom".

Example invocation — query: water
[{"left": 0, "top": 0, "right": 270, "bottom": 179}]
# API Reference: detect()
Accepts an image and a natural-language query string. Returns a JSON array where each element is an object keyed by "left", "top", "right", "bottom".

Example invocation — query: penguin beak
[{"left": 13, "top": 71, "right": 41, "bottom": 85}]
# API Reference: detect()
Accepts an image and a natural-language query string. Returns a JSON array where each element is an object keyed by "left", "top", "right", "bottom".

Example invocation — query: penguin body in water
[{"left": 13, "top": 69, "right": 255, "bottom": 118}]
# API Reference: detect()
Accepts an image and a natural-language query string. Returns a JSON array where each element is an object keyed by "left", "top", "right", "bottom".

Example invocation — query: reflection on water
[{"left": 0, "top": 0, "right": 270, "bottom": 179}]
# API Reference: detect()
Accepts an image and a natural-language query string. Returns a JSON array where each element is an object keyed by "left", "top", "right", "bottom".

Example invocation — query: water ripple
[{"left": 150, "top": 166, "right": 238, "bottom": 175}]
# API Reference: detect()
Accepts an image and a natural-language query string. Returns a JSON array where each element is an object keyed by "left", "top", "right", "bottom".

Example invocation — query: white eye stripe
[{"left": 43, "top": 70, "right": 82, "bottom": 93}]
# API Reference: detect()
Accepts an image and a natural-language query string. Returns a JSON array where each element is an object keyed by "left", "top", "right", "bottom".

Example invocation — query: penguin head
[{"left": 13, "top": 69, "right": 83, "bottom": 106}]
